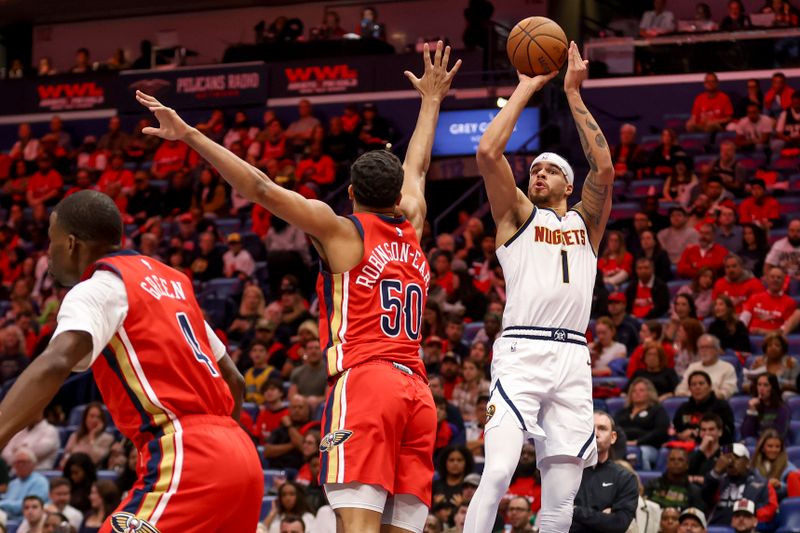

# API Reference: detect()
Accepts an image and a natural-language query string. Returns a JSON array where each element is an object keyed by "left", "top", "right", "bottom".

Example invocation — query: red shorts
[
  {"left": 101, "top": 415, "right": 263, "bottom": 533},
  {"left": 319, "top": 361, "right": 436, "bottom": 505}
]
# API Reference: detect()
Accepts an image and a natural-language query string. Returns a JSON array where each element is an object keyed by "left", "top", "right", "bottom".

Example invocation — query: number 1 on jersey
[
  {"left": 176, "top": 312, "right": 220, "bottom": 377},
  {"left": 561, "top": 250, "right": 570, "bottom": 284}
]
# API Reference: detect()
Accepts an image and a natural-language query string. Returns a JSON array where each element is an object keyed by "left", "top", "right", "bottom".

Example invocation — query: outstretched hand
[
  {"left": 564, "top": 41, "right": 589, "bottom": 93},
  {"left": 404, "top": 40, "right": 462, "bottom": 102},
  {"left": 517, "top": 69, "right": 558, "bottom": 92},
  {"left": 135, "top": 90, "right": 192, "bottom": 141}
]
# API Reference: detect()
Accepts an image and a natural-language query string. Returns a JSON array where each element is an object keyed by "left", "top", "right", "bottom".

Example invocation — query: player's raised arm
[
  {"left": 476, "top": 70, "right": 557, "bottom": 228},
  {"left": 135, "top": 92, "right": 350, "bottom": 245},
  {"left": 400, "top": 41, "right": 461, "bottom": 239},
  {"left": 564, "top": 42, "right": 614, "bottom": 252}
]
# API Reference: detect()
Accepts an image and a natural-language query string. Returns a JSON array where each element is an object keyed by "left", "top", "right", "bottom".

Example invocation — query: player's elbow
[{"left": 476, "top": 142, "right": 503, "bottom": 163}]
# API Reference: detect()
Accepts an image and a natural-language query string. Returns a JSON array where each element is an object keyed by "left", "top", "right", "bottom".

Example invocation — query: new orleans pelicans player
[{"left": 465, "top": 42, "right": 615, "bottom": 533}]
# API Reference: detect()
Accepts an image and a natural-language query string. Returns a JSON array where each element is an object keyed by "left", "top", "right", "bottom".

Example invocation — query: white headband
[{"left": 530, "top": 152, "right": 575, "bottom": 185}]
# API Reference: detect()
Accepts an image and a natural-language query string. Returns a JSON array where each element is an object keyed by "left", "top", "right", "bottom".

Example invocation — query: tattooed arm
[{"left": 564, "top": 42, "right": 615, "bottom": 253}]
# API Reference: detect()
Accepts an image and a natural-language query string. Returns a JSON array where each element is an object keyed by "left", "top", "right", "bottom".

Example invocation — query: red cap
[{"left": 608, "top": 292, "right": 626, "bottom": 303}]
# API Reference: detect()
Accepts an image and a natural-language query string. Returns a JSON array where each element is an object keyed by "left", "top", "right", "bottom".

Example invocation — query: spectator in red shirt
[
  {"left": 686, "top": 72, "right": 734, "bottom": 132},
  {"left": 25, "top": 155, "right": 63, "bottom": 208},
  {"left": 432, "top": 251, "right": 459, "bottom": 297},
  {"left": 296, "top": 144, "right": 336, "bottom": 188},
  {"left": 712, "top": 253, "right": 765, "bottom": 314},
  {"left": 764, "top": 72, "right": 794, "bottom": 119},
  {"left": 76, "top": 135, "right": 108, "bottom": 172},
  {"left": 677, "top": 223, "right": 729, "bottom": 278},
  {"left": 739, "top": 178, "right": 780, "bottom": 229},
  {"left": 253, "top": 378, "right": 288, "bottom": 444},
  {"left": 152, "top": 139, "right": 190, "bottom": 179},
  {"left": 741, "top": 266, "right": 797, "bottom": 334},
  {"left": 64, "top": 169, "right": 97, "bottom": 198},
  {"left": 626, "top": 321, "right": 676, "bottom": 379},
  {"left": 599, "top": 230, "right": 634, "bottom": 287},
  {"left": 625, "top": 257, "right": 670, "bottom": 319},
  {"left": 341, "top": 104, "right": 361, "bottom": 133},
  {"left": 247, "top": 119, "right": 288, "bottom": 165},
  {"left": 611, "top": 123, "right": 647, "bottom": 178},
  {"left": 97, "top": 152, "right": 134, "bottom": 194}
]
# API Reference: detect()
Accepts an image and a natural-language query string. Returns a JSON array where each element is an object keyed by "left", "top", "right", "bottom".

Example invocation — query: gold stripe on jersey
[
  {"left": 325, "top": 375, "right": 347, "bottom": 483},
  {"left": 325, "top": 273, "right": 345, "bottom": 376}
]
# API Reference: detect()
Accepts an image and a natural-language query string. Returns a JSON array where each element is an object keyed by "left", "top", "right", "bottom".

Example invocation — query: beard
[{"left": 789, "top": 237, "right": 800, "bottom": 247}]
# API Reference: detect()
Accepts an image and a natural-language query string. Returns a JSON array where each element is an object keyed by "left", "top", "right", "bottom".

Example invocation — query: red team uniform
[
  {"left": 65, "top": 251, "right": 262, "bottom": 532},
  {"left": 317, "top": 213, "right": 435, "bottom": 505}
]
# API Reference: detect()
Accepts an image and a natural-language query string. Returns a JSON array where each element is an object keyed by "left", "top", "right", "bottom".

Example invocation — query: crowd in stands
[{"left": 639, "top": 0, "right": 800, "bottom": 36}]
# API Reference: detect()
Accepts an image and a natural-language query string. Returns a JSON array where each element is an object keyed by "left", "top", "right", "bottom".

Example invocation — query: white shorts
[
  {"left": 486, "top": 334, "right": 597, "bottom": 467},
  {"left": 324, "top": 482, "right": 428, "bottom": 533}
]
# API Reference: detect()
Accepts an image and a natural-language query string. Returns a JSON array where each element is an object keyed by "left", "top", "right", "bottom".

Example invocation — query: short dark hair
[
  {"left": 260, "top": 377, "right": 285, "bottom": 395},
  {"left": 77, "top": 47, "right": 89, "bottom": 56},
  {"left": 50, "top": 476, "right": 71, "bottom": 491},
  {"left": 688, "top": 370, "right": 712, "bottom": 386},
  {"left": 23, "top": 495, "right": 44, "bottom": 506},
  {"left": 350, "top": 150, "right": 403, "bottom": 208},
  {"left": 54, "top": 190, "right": 123, "bottom": 246},
  {"left": 280, "top": 515, "right": 305, "bottom": 531},
  {"left": 700, "top": 413, "right": 723, "bottom": 430},
  {"left": 594, "top": 409, "right": 615, "bottom": 430}
]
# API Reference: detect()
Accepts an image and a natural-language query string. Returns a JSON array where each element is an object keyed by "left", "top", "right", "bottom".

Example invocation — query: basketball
[{"left": 506, "top": 16, "right": 568, "bottom": 76}]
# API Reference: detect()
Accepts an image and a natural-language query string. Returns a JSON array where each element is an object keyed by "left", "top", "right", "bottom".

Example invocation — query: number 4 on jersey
[{"left": 176, "top": 312, "right": 220, "bottom": 377}]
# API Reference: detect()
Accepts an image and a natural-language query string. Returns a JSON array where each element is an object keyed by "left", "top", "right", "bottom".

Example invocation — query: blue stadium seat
[
  {"left": 788, "top": 336, "right": 800, "bottom": 355},
  {"left": 7, "top": 520, "right": 19, "bottom": 533},
  {"left": 243, "top": 402, "right": 259, "bottom": 421},
  {"left": 204, "top": 278, "right": 241, "bottom": 300},
  {"left": 655, "top": 447, "right": 670, "bottom": 471},
  {"left": 260, "top": 496, "right": 277, "bottom": 521},
  {"left": 463, "top": 322, "right": 484, "bottom": 343},
  {"left": 736, "top": 153, "right": 767, "bottom": 170},
  {"left": 775, "top": 497, "right": 800, "bottom": 533},
  {"left": 707, "top": 527, "right": 734, "bottom": 533},
  {"left": 749, "top": 335, "right": 766, "bottom": 354},
  {"left": 241, "top": 231, "right": 267, "bottom": 262},
  {"left": 216, "top": 218, "right": 241, "bottom": 236},
  {"left": 668, "top": 280, "right": 689, "bottom": 298},
  {"left": 636, "top": 470, "right": 662, "bottom": 487},
  {"left": 604, "top": 397, "right": 624, "bottom": 416},
  {"left": 789, "top": 421, "right": 800, "bottom": 446},
  {"left": 729, "top": 395, "right": 751, "bottom": 423},
  {"left": 788, "top": 396, "right": 800, "bottom": 416},
  {"left": 787, "top": 446, "right": 800, "bottom": 467},
  {"left": 610, "top": 202, "right": 640, "bottom": 220},
  {"left": 257, "top": 445, "right": 266, "bottom": 468},
  {"left": 40, "top": 469, "right": 63, "bottom": 480},
  {"left": 97, "top": 470, "right": 118, "bottom": 481},
  {"left": 68, "top": 404, "right": 111, "bottom": 426},
  {"left": 150, "top": 179, "right": 168, "bottom": 191},
  {"left": 626, "top": 445, "right": 643, "bottom": 470},
  {"left": 720, "top": 355, "right": 743, "bottom": 388},
  {"left": 58, "top": 426, "right": 72, "bottom": 447},
  {"left": 661, "top": 397, "right": 687, "bottom": 420},
  {"left": 592, "top": 377, "right": 627, "bottom": 390},
  {"left": 593, "top": 399, "right": 608, "bottom": 412}
]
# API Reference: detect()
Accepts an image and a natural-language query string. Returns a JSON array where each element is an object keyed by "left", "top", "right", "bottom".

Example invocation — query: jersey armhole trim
[
  {"left": 346, "top": 214, "right": 365, "bottom": 239},
  {"left": 503, "top": 207, "right": 536, "bottom": 248},
  {"left": 568, "top": 208, "right": 598, "bottom": 258},
  {"left": 318, "top": 215, "right": 365, "bottom": 274}
]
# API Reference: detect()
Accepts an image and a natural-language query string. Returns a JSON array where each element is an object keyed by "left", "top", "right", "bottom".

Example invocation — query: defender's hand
[
  {"left": 564, "top": 41, "right": 589, "bottom": 93},
  {"left": 135, "top": 90, "right": 193, "bottom": 141},
  {"left": 404, "top": 40, "right": 462, "bottom": 102}
]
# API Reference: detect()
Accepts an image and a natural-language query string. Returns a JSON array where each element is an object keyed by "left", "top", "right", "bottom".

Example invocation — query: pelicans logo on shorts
[
  {"left": 486, "top": 404, "right": 496, "bottom": 422},
  {"left": 110, "top": 512, "right": 160, "bottom": 533},
  {"left": 320, "top": 430, "right": 353, "bottom": 453}
]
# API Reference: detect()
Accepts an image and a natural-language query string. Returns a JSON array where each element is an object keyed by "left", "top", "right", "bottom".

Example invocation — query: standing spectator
[
  {"left": 288, "top": 339, "right": 326, "bottom": 408},
  {"left": 707, "top": 142, "right": 747, "bottom": 198},
  {"left": 626, "top": 257, "right": 670, "bottom": 319},
  {"left": 285, "top": 100, "right": 321, "bottom": 154},
  {"left": 713, "top": 254, "right": 763, "bottom": 314},
  {"left": 26, "top": 156, "right": 63, "bottom": 208},
  {"left": 223, "top": 233, "right": 255, "bottom": 278},
  {"left": 0, "top": 449, "right": 48, "bottom": 520},
  {"left": 732, "top": 103, "right": 774, "bottom": 154},
  {"left": 662, "top": 154, "right": 698, "bottom": 207},
  {"left": 69, "top": 48, "right": 92, "bottom": 73},
  {"left": 611, "top": 123, "right": 647, "bottom": 177},
  {"left": 686, "top": 73, "right": 734, "bottom": 132},
  {"left": 43, "top": 477, "right": 83, "bottom": 531},
  {"left": 645, "top": 448, "right": 706, "bottom": 510},
  {"left": 746, "top": 333, "right": 798, "bottom": 394},
  {"left": 658, "top": 207, "right": 699, "bottom": 264},
  {"left": 1, "top": 411, "right": 59, "bottom": 470},
  {"left": 707, "top": 296, "right": 751, "bottom": 352},
  {"left": 741, "top": 266, "right": 796, "bottom": 334},
  {"left": 10, "top": 123, "right": 40, "bottom": 164},
  {"left": 774, "top": 91, "right": 800, "bottom": 152},
  {"left": 571, "top": 412, "right": 638, "bottom": 532},
  {"left": 17, "top": 495, "right": 46, "bottom": 533},
  {"left": 719, "top": 0, "right": 753, "bottom": 31},
  {"left": 615, "top": 378, "right": 670, "bottom": 470},
  {"left": 60, "top": 403, "right": 113, "bottom": 467},
  {"left": 97, "top": 116, "right": 128, "bottom": 153},
  {"left": 740, "top": 224, "right": 769, "bottom": 278},
  {"left": 688, "top": 414, "right": 725, "bottom": 484},
  {"left": 673, "top": 370, "right": 735, "bottom": 445},
  {"left": 599, "top": 231, "right": 633, "bottom": 287},
  {"left": 678, "top": 268, "right": 716, "bottom": 319},
  {"left": 677, "top": 224, "right": 728, "bottom": 279},
  {"left": 243, "top": 341, "right": 280, "bottom": 404},
  {"left": 192, "top": 168, "right": 228, "bottom": 217},
  {"left": 451, "top": 358, "right": 490, "bottom": 422},
  {"left": 639, "top": 0, "right": 676, "bottom": 36},
  {"left": 741, "top": 373, "right": 791, "bottom": 441},
  {"left": 675, "top": 334, "right": 738, "bottom": 400},
  {"left": 635, "top": 230, "right": 673, "bottom": 282},
  {"left": 357, "top": 6, "right": 386, "bottom": 39},
  {"left": 702, "top": 444, "right": 778, "bottom": 526},
  {"left": 764, "top": 72, "right": 794, "bottom": 118},
  {"left": 629, "top": 342, "right": 680, "bottom": 399},
  {"left": 738, "top": 179, "right": 780, "bottom": 229}
]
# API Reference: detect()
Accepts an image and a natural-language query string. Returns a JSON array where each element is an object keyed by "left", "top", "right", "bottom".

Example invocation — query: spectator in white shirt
[
  {"left": 10, "top": 123, "right": 41, "bottom": 164},
  {"left": 732, "top": 103, "right": 774, "bottom": 154},
  {"left": 674, "top": 334, "right": 738, "bottom": 399},
  {"left": 590, "top": 317, "right": 628, "bottom": 376},
  {"left": 223, "top": 232, "right": 256, "bottom": 278},
  {"left": 640, "top": 0, "right": 676, "bottom": 37},
  {"left": 43, "top": 477, "right": 84, "bottom": 531},
  {"left": 764, "top": 218, "right": 800, "bottom": 280},
  {"left": 1, "top": 412, "right": 59, "bottom": 470}
]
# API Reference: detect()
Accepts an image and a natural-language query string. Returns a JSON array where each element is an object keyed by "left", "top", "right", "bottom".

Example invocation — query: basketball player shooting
[
  {"left": 137, "top": 42, "right": 460, "bottom": 533},
  {"left": 464, "top": 42, "right": 614, "bottom": 533}
]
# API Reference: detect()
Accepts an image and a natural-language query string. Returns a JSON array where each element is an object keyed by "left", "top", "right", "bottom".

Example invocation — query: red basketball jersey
[
  {"left": 85, "top": 251, "right": 233, "bottom": 447},
  {"left": 317, "top": 213, "right": 430, "bottom": 379}
]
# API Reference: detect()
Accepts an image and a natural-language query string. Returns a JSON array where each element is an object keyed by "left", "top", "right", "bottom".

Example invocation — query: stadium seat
[
  {"left": 629, "top": 179, "right": 665, "bottom": 197},
  {"left": 68, "top": 404, "right": 111, "bottom": 426},
  {"left": 40, "top": 469, "right": 63, "bottom": 480},
  {"left": 260, "top": 496, "right": 277, "bottom": 521},
  {"left": 243, "top": 402, "right": 259, "bottom": 421},
  {"left": 216, "top": 218, "right": 241, "bottom": 236},
  {"left": 58, "top": 426, "right": 72, "bottom": 447},
  {"left": 241, "top": 231, "right": 267, "bottom": 262},
  {"left": 728, "top": 395, "right": 751, "bottom": 423},
  {"left": 787, "top": 446, "right": 800, "bottom": 467},
  {"left": 592, "top": 377, "right": 627, "bottom": 390},
  {"left": 7, "top": 520, "right": 19, "bottom": 533},
  {"left": 610, "top": 202, "right": 640, "bottom": 220},
  {"left": 257, "top": 445, "right": 266, "bottom": 468},
  {"left": 655, "top": 447, "right": 670, "bottom": 471},
  {"left": 626, "top": 445, "right": 643, "bottom": 470},
  {"left": 789, "top": 422, "right": 800, "bottom": 446},
  {"left": 736, "top": 153, "right": 766, "bottom": 170},
  {"left": 661, "top": 397, "right": 687, "bottom": 420},
  {"left": 707, "top": 527, "right": 734, "bottom": 533},
  {"left": 463, "top": 322, "right": 484, "bottom": 343},
  {"left": 606, "top": 397, "right": 626, "bottom": 416},
  {"left": 788, "top": 396, "right": 800, "bottom": 416},
  {"left": 720, "top": 355, "right": 743, "bottom": 388},
  {"left": 150, "top": 179, "right": 168, "bottom": 191},
  {"left": 97, "top": 470, "right": 118, "bottom": 481},
  {"left": 668, "top": 280, "right": 689, "bottom": 298},
  {"left": 636, "top": 470, "right": 661, "bottom": 487},
  {"left": 775, "top": 497, "right": 800, "bottom": 533},
  {"left": 749, "top": 336, "right": 766, "bottom": 354},
  {"left": 640, "top": 134, "right": 662, "bottom": 150}
]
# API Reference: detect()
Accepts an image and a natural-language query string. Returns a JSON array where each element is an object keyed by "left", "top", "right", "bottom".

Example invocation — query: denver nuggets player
[{"left": 464, "top": 42, "right": 614, "bottom": 533}]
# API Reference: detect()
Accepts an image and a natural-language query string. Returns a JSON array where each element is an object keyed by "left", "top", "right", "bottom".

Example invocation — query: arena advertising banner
[
  {"left": 30, "top": 73, "right": 118, "bottom": 113},
  {"left": 271, "top": 58, "right": 376, "bottom": 97},
  {"left": 432, "top": 108, "right": 540, "bottom": 157},
  {"left": 117, "top": 62, "right": 268, "bottom": 112}
]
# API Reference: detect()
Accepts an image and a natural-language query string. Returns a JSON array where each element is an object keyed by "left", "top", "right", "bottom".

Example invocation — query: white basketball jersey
[{"left": 497, "top": 206, "right": 597, "bottom": 333}]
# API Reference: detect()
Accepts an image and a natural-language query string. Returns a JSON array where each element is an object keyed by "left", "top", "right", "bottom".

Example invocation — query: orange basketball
[{"left": 506, "top": 16, "right": 568, "bottom": 76}]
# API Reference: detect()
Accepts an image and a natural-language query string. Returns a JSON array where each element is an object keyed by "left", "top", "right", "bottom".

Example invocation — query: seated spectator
[
  {"left": 765, "top": 218, "right": 800, "bottom": 280},
  {"left": 263, "top": 482, "right": 315, "bottom": 533},
  {"left": 161, "top": 169, "right": 193, "bottom": 216},
  {"left": 707, "top": 142, "right": 746, "bottom": 198},
  {"left": 223, "top": 233, "right": 255, "bottom": 279},
  {"left": 79, "top": 480, "right": 120, "bottom": 531},
  {"left": 731, "top": 103, "right": 773, "bottom": 154},
  {"left": 357, "top": 6, "right": 386, "bottom": 39},
  {"left": 678, "top": 508, "right": 708, "bottom": 532},
  {"left": 44, "top": 477, "right": 83, "bottom": 531},
  {"left": 296, "top": 145, "right": 335, "bottom": 188},
  {"left": 26, "top": 156, "right": 63, "bottom": 208},
  {"left": 10, "top": 123, "right": 40, "bottom": 164},
  {"left": 720, "top": 0, "right": 752, "bottom": 30},
  {"left": 775, "top": 91, "right": 800, "bottom": 153},
  {"left": 712, "top": 254, "right": 763, "bottom": 315},
  {"left": 745, "top": 332, "right": 798, "bottom": 393},
  {"left": 673, "top": 370, "right": 735, "bottom": 444},
  {"left": 662, "top": 153, "right": 698, "bottom": 208},
  {"left": 60, "top": 403, "right": 113, "bottom": 468},
  {"left": 738, "top": 179, "right": 780, "bottom": 230},
  {"left": 192, "top": 168, "right": 228, "bottom": 217},
  {"left": 358, "top": 103, "right": 394, "bottom": 151},
  {"left": 98, "top": 116, "right": 128, "bottom": 153},
  {"left": 639, "top": 0, "right": 676, "bottom": 36},
  {"left": 737, "top": 79, "right": 763, "bottom": 120},
  {"left": 707, "top": 295, "right": 751, "bottom": 352},
  {"left": 658, "top": 507, "right": 681, "bottom": 533},
  {"left": 752, "top": 428, "right": 796, "bottom": 500},
  {"left": 687, "top": 73, "right": 734, "bottom": 132},
  {"left": 740, "top": 266, "right": 796, "bottom": 334},
  {"left": 626, "top": 257, "right": 670, "bottom": 319},
  {"left": 611, "top": 123, "right": 647, "bottom": 177},
  {"left": 571, "top": 412, "right": 639, "bottom": 533},
  {"left": 263, "top": 395, "right": 313, "bottom": 470},
  {"left": 127, "top": 171, "right": 163, "bottom": 223},
  {"left": 590, "top": 316, "right": 627, "bottom": 376},
  {"left": 62, "top": 453, "right": 96, "bottom": 513},
  {"left": 645, "top": 448, "right": 705, "bottom": 510},
  {"left": 443, "top": 316, "right": 469, "bottom": 361},
  {"left": 740, "top": 223, "right": 769, "bottom": 278},
  {"left": 675, "top": 334, "right": 738, "bottom": 400},
  {"left": 323, "top": 116, "right": 357, "bottom": 165},
  {"left": 96, "top": 153, "right": 134, "bottom": 195},
  {"left": 764, "top": 72, "right": 794, "bottom": 119},
  {"left": 606, "top": 293, "right": 641, "bottom": 354},
  {"left": 635, "top": 229, "right": 673, "bottom": 282},
  {"left": 285, "top": 100, "right": 321, "bottom": 154},
  {"left": 249, "top": 120, "right": 288, "bottom": 165},
  {"left": 465, "top": 394, "right": 489, "bottom": 461},
  {"left": 310, "top": 10, "right": 345, "bottom": 40},
  {"left": 502, "top": 495, "right": 535, "bottom": 533},
  {"left": 689, "top": 414, "right": 725, "bottom": 484},
  {"left": 228, "top": 287, "right": 267, "bottom": 348},
  {"left": 125, "top": 118, "right": 160, "bottom": 162},
  {"left": 647, "top": 128, "right": 681, "bottom": 176},
  {"left": 0, "top": 449, "right": 49, "bottom": 520},
  {"left": 18, "top": 495, "right": 46, "bottom": 533},
  {"left": 658, "top": 207, "right": 699, "bottom": 265},
  {"left": 678, "top": 224, "right": 728, "bottom": 280},
  {"left": 616, "top": 377, "right": 670, "bottom": 470},
  {"left": 599, "top": 230, "right": 633, "bottom": 287},
  {"left": 288, "top": 339, "right": 326, "bottom": 409},
  {"left": 75, "top": 136, "right": 107, "bottom": 172},
  {"left": 70, "top": 47, "right": 92, "bottom": 73},
  {"left": 451, "top": 358, "right": 490, "bottom": 422},
  {"left": 190, "top": 232, "right": 224, "bottom": 282},
  {"left": 151, "top": 139, "right": 191, "bottom": 179},
  {"left": 702, "top": 443, "right": 777, "bottom": 525},
  {"left": 1, "top": 411, "right": 59, "bottom": 470},
  {"left": 677, "top": 267, "right": 715, "bottom": 319},
  {"left": 433, "top": 446, "right": 474, "bottom": 507},
  {"left": 625, "top": 211, "right": 653, "bottom": 257},
  {"left": 630, "top": 341, "right": 680, "bottom": 399},
  {"left": 715, "top": 206, "right": 742, "bottom": 254},
  {"left": 244, "top": 341, "right": 280, "bottom": 404},
  {"left": 4, "top": 160, "right": 31, "bottom": 206},
  {"left": 253, "top": 378, "right": 288, "bottom": 443},
  {"left": 673, "top": 315, "right": 703, "bottom": 375},
  {"left": 741, "top": 373, "right": 791, "bottom": 441}
]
